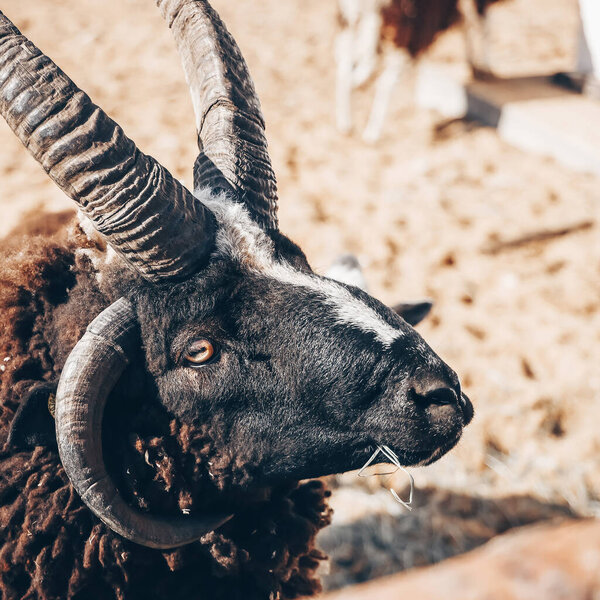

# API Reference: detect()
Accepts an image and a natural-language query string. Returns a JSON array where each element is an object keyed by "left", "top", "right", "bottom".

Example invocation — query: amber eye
[{"left": 183, "top": 339, "right": 216, "bottom": 366}]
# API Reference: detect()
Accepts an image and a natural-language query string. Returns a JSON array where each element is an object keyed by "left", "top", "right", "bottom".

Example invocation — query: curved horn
[
  {"left": 0, "top": 11, "right": 216, "bottom": 282},
  {"left": 158, "top": 0, "right": 279, "bottom": 232},
  {"left": 55, "top": 298, "right": 232, "bottom": 549}
]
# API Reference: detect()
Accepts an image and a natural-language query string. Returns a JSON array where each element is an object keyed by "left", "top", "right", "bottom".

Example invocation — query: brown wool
[{"left": 0, "top": 217, "right": 332, "bottom": 600}]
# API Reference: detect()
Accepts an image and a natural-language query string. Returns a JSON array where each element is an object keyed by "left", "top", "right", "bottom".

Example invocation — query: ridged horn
[
  {"left": 55, "top": 298, "right": 232, "bottom": 549},
  {"left": 0, "top": 10, "right": 216, "bottom": 282},
  {"left": 157, "top": 0, "right": 279, "bottom": 231}
]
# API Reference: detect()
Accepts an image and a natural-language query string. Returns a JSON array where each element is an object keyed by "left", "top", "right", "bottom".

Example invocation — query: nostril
[{"left": 420, "top": 387, "right": 458, "bottom": 407}]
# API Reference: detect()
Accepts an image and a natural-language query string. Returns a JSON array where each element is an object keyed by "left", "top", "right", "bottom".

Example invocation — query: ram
[{"left": 0, "top": 1, "right": 473, "bottom": 598}]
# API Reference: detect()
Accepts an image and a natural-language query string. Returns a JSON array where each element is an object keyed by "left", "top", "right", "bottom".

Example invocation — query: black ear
[
  {"left": 391, "top": 301, "right": 433, "bottom": 326},
  {"left": 7, "top": 382, "right": 58, "bottom": 451}
]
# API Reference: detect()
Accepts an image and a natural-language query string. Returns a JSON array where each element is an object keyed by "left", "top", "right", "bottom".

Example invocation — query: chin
[
  {"left": 383, "top": 425, "right": 465, "bottom": 467},
  {"left": 413, "top": 431, "right": 464, "bottom": 467}
]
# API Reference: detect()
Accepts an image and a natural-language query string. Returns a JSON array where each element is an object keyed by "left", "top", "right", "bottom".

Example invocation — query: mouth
[
  {"left": 417, "top": 431, "right": 463, "bottom": 465},
  {"left": 361, "top": 430, "right": 464, "bottom": 468}
]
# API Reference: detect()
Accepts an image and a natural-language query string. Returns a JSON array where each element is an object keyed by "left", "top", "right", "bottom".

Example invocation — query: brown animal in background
[{"left": 335, "top": 0, "right": 504, "bottom": 141}]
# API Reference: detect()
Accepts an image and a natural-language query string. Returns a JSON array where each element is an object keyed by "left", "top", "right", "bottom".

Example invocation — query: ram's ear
[
  {"left": 391, "top": 301, "right": 433, "bottom": 326},
  {"left": 7, "top": 382, "right": 58, "bottom": 451}
]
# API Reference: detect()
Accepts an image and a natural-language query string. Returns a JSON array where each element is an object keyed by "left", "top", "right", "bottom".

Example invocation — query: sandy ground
[{"left": 1, "top": 0, "right": 599, "bottom": 591}]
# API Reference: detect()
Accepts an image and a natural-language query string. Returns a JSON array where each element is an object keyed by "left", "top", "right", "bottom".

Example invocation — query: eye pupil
[{"left": 184, "top": 339, "right": 215, "bottom": 365}]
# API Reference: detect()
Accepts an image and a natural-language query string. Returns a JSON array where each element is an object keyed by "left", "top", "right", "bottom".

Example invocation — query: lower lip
[
  {"left": 400, "top": 431, "right": 463, "bottom": 466},
  {"left": 362, "top": 425, "right": 463, "bottom": 467},
  {"left": 423, "top": 434, "right": 462, "bottom": 464}
]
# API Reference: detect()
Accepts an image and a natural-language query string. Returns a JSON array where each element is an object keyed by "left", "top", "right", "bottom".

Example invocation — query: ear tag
[
  {"left": 358, "top": 444, "right": 414, "bottom": 511},
  {"left": 47, "top": 393, "right": 56, "bottom": 419}
]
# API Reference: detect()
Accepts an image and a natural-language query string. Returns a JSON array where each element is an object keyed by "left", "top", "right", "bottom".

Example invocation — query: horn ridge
[
  {"left": 0, "top": 10, "right": 216, "bottom": 282},
  {"left": 158, "top": 0, "right": 279, "bottom": 232}
]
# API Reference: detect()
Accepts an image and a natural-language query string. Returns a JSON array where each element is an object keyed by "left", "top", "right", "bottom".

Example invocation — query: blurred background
[{"left": 1, "top": 0, "right": 599, "bottom": 597}]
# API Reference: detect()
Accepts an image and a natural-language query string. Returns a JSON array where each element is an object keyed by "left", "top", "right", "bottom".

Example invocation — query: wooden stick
[{"left": 482, "top": 220, "right": 594, "bottom": 255}]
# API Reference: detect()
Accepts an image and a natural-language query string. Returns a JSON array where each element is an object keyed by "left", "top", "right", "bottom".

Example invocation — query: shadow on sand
[{"left": 318, "top": 486, "right": 575, "bottom": 591}]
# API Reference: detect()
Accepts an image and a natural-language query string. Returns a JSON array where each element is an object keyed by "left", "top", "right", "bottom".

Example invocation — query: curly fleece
[{"left": 0, "top": 212, "right": 331, "bottom": 600}]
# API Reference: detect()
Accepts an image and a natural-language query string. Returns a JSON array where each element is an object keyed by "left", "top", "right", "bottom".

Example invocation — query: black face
[{"left": 133, "top": 237, "right": 473, "bottom": 491}]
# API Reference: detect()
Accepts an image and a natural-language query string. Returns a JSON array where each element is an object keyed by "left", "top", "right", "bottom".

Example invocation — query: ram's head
[{"left": 0, "top": 0, "right": 472, "bottom": 549}]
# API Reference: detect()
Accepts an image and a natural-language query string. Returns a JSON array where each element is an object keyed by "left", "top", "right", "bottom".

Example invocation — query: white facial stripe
[
  {"left": 196, "top": 190, "right": 402, "bottom": 346},
  {"left": 269, "top": 262, "right": 401, "bottom": 345}
]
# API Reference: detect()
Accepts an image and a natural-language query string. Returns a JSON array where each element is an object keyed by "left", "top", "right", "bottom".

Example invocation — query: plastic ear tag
[
  {"left": 358, "top": 444, "right": 414, "bottom": 511},
  {"left": 47, "top": 393, "right": 56, "bottom": 419}
]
